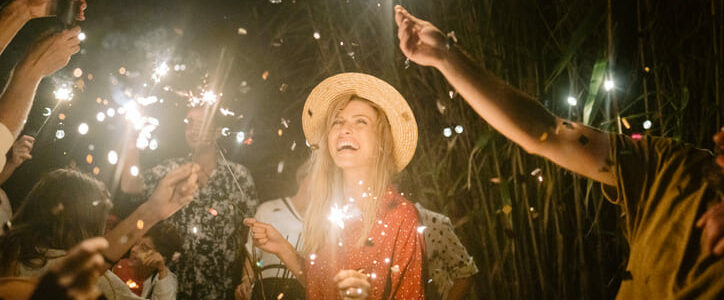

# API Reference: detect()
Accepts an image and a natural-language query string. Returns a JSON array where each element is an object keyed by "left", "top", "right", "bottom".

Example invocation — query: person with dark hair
[
  {"left": 394, "top": 5, "right": 724, "bottom": 298},
  {"left": 112, "top": 223, "right": 183, "bottom": 299},
  {"left": 120, "top": 105, "right": 258, "bottom": 299},
  {"left": 0, "top": 169, "right": 111, "bottom": 277},
  {"left": 0, "top": 163, "right": 199, "bottom": 300}
]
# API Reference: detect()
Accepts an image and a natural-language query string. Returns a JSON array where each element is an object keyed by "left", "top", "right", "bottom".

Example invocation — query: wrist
[
  {"left": 14, "top": 60, "right": 44, "bottom": 83},
  {"left": 438, "top": 45, "right": 463, "bottom": 74},
  {"left": 157, "top": 266, "right": 168, "bottom": 279},
  {"left": 3, "top": 1, "right": 31, "bottom": 24},
  {"left": 137, "top": 202, "right": 164, "bottom": 225}
]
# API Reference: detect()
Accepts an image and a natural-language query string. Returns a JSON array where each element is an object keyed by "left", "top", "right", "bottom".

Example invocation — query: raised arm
[
  {"left": 0, "top": 0, "right": 87, "bottom": 56},
  {"left": 103, "top": 163, "right": 199, "bottom": 263},
  {"left": 394, "top": 5, "right": 615, "bottom": 186}
]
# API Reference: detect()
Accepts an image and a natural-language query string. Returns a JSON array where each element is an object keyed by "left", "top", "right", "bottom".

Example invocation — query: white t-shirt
[
  {"left": 245, "top": 197, "right": 303, "bottom": 279},
  {"left": 0, "top": 188, "right": 12, "bottom": 234},
  {"left": 0, "top": 122, "right": 13, "bottom": 171}
]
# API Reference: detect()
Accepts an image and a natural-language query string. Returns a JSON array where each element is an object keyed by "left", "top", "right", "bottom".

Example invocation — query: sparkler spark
[
  {"left": 328, "top": 203, "right": 358, "bottom": 229},
  {"left": 53, "top": 86, "right": 73, "bottom": 101}
]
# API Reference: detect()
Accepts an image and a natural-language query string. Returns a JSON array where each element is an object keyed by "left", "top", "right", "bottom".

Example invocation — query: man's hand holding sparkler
[
  {"left": 696, "top": 128, "right": 724, "bottom": 256},
  {"left": 102, "top": 163, "right": 199, "bottom": 264},
  {"left": 145, "top": 163, "right": 200, "bottom": 221}
]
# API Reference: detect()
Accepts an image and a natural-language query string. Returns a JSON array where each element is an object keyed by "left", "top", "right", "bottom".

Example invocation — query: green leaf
[{"left": 583, "top": 57, "right": 608, "bottom": 125}]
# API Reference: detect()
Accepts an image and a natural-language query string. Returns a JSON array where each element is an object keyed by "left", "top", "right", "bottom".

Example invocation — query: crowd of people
[{"left": 0, "top": 0, "right": 722, "bottom": 299}]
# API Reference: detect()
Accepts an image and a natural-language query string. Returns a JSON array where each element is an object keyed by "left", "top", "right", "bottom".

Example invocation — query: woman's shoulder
[{"left": 383, "top": 188, "right": 419, "bottom": 221}]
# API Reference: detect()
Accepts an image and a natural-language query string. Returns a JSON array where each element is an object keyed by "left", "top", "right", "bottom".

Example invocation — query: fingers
[
  {"left": 243, "top": 218, "right": 256, "bottom": 227},
  {"left": 335, "top": 270, "right": 370, "bottom": 300},
  {"left": 697, "top": 209, "right": 710, "bottom": 228},
  {"left": 161, "top": 163, "right": 198, "bottom": 187},
  {"left": 717, "top": 155, "right": 724, "bottom": 169},
  {"left": 77, "top": 0, "right": 88, "bottom": 21},
  {"left": 62, "top": 27, "right": 83, "bottom": 40}
]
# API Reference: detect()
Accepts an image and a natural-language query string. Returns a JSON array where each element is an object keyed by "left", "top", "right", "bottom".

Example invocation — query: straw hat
[{"left": 302, "top": 72, "right": 418, "bottom": 172}]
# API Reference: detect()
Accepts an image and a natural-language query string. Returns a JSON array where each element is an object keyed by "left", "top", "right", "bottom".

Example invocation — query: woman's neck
[{"left": 342, "top": 166, "right": 374, "bottom": 201}]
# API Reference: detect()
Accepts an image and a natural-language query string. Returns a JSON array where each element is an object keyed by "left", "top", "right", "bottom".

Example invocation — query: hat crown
[{"left": 302, "top": 73, "right": 418, "bottom": 172}]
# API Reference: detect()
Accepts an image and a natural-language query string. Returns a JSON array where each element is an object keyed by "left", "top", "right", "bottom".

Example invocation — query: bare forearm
[
  {"left": 0, "top": 1, "right": 30, "bottom": 56},
  {"left": 0, "top": 67, "right": 42, "bottom": 137},
  {"left": 438, "top": 46, "right": 557, "bottom": 154},
  {"left": 436, "top": 46, "right": 615, "bottom": 185},
  {"left": 274, "top": 243, "right": 306, "bottom": 285},
  {"left": 445, "top": 277, "right": 474, "bottom": 300},
  {"left": 0, "top": 163, "right": 18, "bottom": 185},
  {"left": 102, "top": 202, "right": 162, "bottom": 263}
]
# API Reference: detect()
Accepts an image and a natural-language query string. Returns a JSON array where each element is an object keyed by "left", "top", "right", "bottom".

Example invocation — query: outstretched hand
[
  {"left": 394, "top": 5, "right": 448, "bottom": 68},
  {"left": 8, "top": 135, "right": 34, "bottom": 168},
  {"left": 146, "top": 163, "right": 199, "bottom": 220},
  {"left": 31, "top": 237, "right": 108, "bottom": 300}
]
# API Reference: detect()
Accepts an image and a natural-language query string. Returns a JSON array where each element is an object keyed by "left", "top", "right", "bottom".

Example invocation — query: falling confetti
[
  {"left": 208, "top": 208, "right": 218, "bottom": 216},
  {"left": 55, "top": 129, "right": 65, "bottom": 139},
  {"left": 136, "top": 220, "right": 144, "bottom": 230},
  {"left": 108, "top": 150, "right": 119, "bottom": 165}
]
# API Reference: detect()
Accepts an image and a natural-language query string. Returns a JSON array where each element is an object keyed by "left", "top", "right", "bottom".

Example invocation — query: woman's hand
[
  {"left": 243, "top": 218, "right": 290, "bottom": 256},
  {"left": 334, "top": 269, "right": 370, "bottom": 300}
]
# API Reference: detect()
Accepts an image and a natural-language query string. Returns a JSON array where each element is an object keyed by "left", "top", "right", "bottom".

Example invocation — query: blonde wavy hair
[{"left": 301, "top": 95, "right": 396, "bottom": 255}]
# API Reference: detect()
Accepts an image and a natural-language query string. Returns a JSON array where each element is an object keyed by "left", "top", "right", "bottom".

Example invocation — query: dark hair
[
  {"left": 0, "top": 169, "right": 111, "bottom": 275},
  {"left": 145, "top": 222, "right": 182, "bottom": 260}
]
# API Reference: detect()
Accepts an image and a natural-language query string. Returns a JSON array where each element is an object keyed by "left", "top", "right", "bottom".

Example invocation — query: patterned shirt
[
  {"left": 305, "top": 188, "right": 425, "bottom": 299},
  {"left": 141, "top": 155, "right": 258, "bottom": 299},
  {"left": 415, "top": 203, "right": 478, "bottom": 300}
]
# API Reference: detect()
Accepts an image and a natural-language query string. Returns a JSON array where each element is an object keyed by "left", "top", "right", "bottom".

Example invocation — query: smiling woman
[{"left": 245, "top": 73, "right": 424, "bottom": 299}]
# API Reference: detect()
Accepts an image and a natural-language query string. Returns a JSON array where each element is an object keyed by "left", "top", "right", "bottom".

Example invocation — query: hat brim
[{"left": 302, "top": 73, "right": 418, "bottom": 172}]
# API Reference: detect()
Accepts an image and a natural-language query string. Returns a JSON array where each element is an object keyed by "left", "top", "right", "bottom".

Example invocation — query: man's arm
[
  {"left": 103, "top": 163, "right": 199, "bottom": 263},
  {"left": 394, "top": 5, "right": 615, "bottom": 186},
  {"left": 1, "top": 0, "right": 87, "bottom": 57},
  {"left": 0, "top": 27, "right": 80, "bottom": 138}
]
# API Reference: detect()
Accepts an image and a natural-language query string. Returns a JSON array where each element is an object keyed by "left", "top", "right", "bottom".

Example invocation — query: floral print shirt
[{"left": 141, "top": 155, "right": 258, "bottom": 299}]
